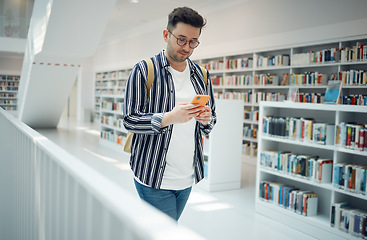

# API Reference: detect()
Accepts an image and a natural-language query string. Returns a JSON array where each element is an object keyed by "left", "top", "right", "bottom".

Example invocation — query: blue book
[{"left": 324, "top": 80, "right": 342, "bottom": 103}]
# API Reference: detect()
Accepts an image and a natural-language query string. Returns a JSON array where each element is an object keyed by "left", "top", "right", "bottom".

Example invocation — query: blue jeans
[{"left": 134, "top": 179, "right": 192, "bottom": 221}]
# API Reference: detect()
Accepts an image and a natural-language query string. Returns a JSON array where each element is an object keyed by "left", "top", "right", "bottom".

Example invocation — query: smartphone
[{"left": 191, "top": 95, "right": 210, "bottom": 107}]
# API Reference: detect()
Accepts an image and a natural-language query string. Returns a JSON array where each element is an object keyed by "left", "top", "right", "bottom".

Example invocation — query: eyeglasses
[{"left": 168, "top": 30, "right": 200, "bottom": 49}]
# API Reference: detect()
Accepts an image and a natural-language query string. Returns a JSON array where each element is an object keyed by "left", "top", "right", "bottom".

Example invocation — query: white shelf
[
  {"left": 198, "top": 35, "right": 367, "bottom": 109},
  {"left": 0, "top": 74, "right": 20, "bottom": 114},
  {"left": 262, "top": 135, "right": 335, "bottom": 151},
  {"left": 99, "top": 94, "right": 128, "bottom": 153},
  {"left": 255, "top": 200, "right": 354, "bottom": 240},
  {"left": 257, "top": 101, "right": 367, "bottom": 240},
  {"left": 197, "top": 99, "right": 244, "bottom": 192}
]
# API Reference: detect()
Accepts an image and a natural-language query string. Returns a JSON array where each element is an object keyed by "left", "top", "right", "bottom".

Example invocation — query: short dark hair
[{"left": 167, "top": 7, "right": 206, "bottom": 32}]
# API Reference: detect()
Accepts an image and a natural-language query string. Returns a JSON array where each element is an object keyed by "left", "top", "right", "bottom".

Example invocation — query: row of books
[
  {"left": 100, "top": 129, "right": 127, "bottom": 146},
  {"left": 204, "top": 58, "right": 254, "bottom": 71},
  {"left": 0, "top": 75, "right": 20, "bottom": 81},
  {"left": 0, "top": 100, "right": 16, "bottom": 105},
  {"left": 96, "top": 71, "right": 128, "bottom": 80},
  {"left": 287, "top": 72, "right": 328, "bottom": 86},
  {"left": 257, "top": 54, "right": 290, "bottom": 67},
  {"left": 211, "top": 74, "right": 253, "bottom": 86},
  {"left": 225, "top": 58, "right": 253, "bottom": 69},
  {"left": 253, "top": 73, "right": 279, "bottom": 86},
  {"left": 214, "top": 91, "right": 247, "bottom": 101},
  {"left": 211, "top": 76, "right": 224, "bottom": 86},
  {"left": 335, "top": 122, "right": 367, "bottom": 151},
  {"left": 101, "top": 115, "right": 114, "bottom": 126},
  {"left": 95, "top": 89, "right": 124, "bottom": 96},
  {"left": 214, "top": 91, "right": 286, "bottom": 103},
  {"left": 259, "top": 181, "right": 318, "bottom": 216},
  {"left": 291, "top": 48, "right": 338, "bottom": 65},
  {"left": 340, "top": 95, "right": 367, "bottom": 106},
  {"left": 0, "top": 93, "right": 15, "bottom": 98},
  {"left": 0, "top": 106, "right": 16, "bottom": 111},
  {"left": 243, "top": 143, "right": 257, "bottom": 157},
  {"left": 101, "top": 100, "right": 124, "bottom": 112},
  {"left": 243, "top": 126, "right": 257, "bottom": 139},
  {"left": 212, "top": 72, "right": 329, "bottom": 87},
  {"left": 260, "top": 150, "right": 333, "bottom": 183},
  {"left": 244, "top": 109, "right": 259, "bottom": 122},
  {"left": 254, "top": 92, "right": 286, "bottom": 103},
  {"left": 101, "top": 115, "right": 125, "bottom": 129},
  {"left": 292, "top": 43, "right": 367, "bottom": 65},
  {"left": 333, "top": 163, "right": 367, "bottom": 195},
  {"left": 211, "top": 70, "right": 366, "bottom": 87},
  {"left": 0, "top": 86, "right": 18, "bottom": 91},
  {"left": 0, "top": 82, "right": 19, "bottom": 87},
  {"left": 293, "top": 92, "right": 324, "bottom": 103},
  {"left": 203, "top": 60, "right": 224, "bottom": 71},
  {"left": 338, "top": 70, "right": 367, "bottom": 85},
  {"left": 263, "top": 116, "right": 335, "bottom": 145},
  {"left": 340, "top": 42, "right": 367, "bottom": 62},
  {"left": 95, "top": 80, "right": 126, "bottom": 88},
  {"left": 101, "top": 100, "right": 113, "bottom": 111},
  {"left": 331, "top": 202, "right": 367, "bottom": 238}
]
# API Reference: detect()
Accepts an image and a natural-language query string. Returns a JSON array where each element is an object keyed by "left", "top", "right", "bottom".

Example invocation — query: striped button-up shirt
[{"left": 123, "top": 50, "right": 217, "bottom": 189}]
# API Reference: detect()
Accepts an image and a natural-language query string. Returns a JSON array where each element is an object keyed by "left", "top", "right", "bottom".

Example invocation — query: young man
[{"left": 123, "top": 7, "right": 216, "bottom": 221}]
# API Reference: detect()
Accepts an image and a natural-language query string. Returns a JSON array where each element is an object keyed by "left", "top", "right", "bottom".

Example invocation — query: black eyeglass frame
[{"left": 168, "top": 30, "right": 200, "bottom": 49}]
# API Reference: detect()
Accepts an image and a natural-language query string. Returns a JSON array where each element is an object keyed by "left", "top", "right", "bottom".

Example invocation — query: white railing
[{"left": 0, "top": 108, "right": 204, "bottom": 240}]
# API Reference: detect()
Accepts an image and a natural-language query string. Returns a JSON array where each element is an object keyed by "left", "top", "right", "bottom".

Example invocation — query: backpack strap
[
  {"left": 124, "top": 58, "right": 154, "bottom": 154},
  {"left": 145, "top": 58, "right": 154, "bottom": 97},
  {"left": 199, "top": 65, "right": 208, "bottom": 86}
]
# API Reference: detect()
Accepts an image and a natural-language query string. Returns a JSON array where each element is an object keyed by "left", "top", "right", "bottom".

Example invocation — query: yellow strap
[
  {"left": 199, "top": 66, "right": 208, "bottom": 86},
  {"left": 145, "top": 58, "right": 154, "bottom": 97}
]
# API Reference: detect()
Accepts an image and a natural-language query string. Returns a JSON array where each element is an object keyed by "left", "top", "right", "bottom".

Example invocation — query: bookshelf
[
  {"left": 99, "top": 94, "right": 129, "bottom": 153},
  {"left": 0, "top": 74, "right": 20, "bottom": 115},
  {"left": 197, "top": 99, "right": 243, "bottom": 192},
  {"left": 194, "top": 35, "right": 367, "bottom": 165},
  {"left": 94, "top": 69, "right": 130, "bottom": 121},
  {"left": 256, "top": 101, "right": 367, "bottom": 240}
]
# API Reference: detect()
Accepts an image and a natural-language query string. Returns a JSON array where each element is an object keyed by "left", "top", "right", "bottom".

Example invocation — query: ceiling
[
  {"left": 1, "top": 0, "right": 244, "bottom": 59},
  {"left": 99, "top": 0, "right": 245, "bottom": 44}
]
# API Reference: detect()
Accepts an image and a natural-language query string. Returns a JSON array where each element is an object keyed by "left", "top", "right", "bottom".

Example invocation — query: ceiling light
[{"left": 130, "top": 0, "right": 139, "bottom": 3}]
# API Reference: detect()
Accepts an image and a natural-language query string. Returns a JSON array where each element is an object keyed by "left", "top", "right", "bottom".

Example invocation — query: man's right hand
[{"left": 161, "top": 103, "right": 205, "bottom": 128}]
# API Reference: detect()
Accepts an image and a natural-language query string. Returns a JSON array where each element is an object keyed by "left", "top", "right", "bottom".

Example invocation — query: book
[
  {"left": 324, "top": 80, "right": 342, "bottom": 104},
  {"left": 317, "top": 159, "right": 333, "bottom": 183},
  {"left": 331, "top": 202, "right": 350, "bottom": 227},
  {"left": 303, "top": 192, "right": 318, "bottom": 216},
  {"left": 333, "top": 163, "right": 346, "bottom": 188}
]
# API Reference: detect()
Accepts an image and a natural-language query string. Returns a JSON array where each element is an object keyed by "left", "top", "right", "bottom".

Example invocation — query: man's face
[{"left": 165, "top": 22, "right": 201, "bottom": 63}]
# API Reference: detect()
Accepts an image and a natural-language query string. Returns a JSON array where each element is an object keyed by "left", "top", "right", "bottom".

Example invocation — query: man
[{"left": 123, "top": 7, "right": 216, "bottom": 221}]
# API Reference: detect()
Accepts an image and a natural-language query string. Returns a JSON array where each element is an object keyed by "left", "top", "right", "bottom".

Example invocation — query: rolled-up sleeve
[{"left": 123, "top": 62, "right": 167, "bottom": 135}]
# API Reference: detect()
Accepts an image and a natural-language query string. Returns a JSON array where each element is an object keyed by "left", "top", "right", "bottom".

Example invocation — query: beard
[{"left": 167, "top": 45, "right": 192, "bottom": 63}]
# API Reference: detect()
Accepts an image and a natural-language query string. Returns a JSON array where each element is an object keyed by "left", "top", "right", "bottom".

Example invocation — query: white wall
[
  {"left": 0, "top": 55, "right": 23, "bottom": 74},
  {"left": 93, "top": 0, "right": 367, "bottom": 70},
  {"left": 78, "top": 56, "right": 95, "bottom": 122}
]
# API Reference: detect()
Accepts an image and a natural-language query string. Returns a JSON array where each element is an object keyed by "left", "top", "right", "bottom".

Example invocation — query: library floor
[{"left": 37, "top": 118, "right": 318, "bottom": 240}]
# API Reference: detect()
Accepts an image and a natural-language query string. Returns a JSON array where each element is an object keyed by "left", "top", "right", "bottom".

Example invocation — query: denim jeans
[{"left": 134, "top": 179, "right": 192, "bottom": 221}]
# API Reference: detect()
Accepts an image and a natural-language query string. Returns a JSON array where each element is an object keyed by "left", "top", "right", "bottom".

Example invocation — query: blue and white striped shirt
[{"left": 123, "top": 50, "right": 217, "bottom": 189}]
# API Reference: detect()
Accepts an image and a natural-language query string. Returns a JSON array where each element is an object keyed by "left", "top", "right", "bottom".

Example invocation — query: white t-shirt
[{"left": 160, "top": 61, "right": 197, "bottom": 190}]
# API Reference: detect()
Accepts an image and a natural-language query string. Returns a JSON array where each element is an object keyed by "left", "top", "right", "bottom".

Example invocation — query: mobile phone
[{"left": 191, "top": 95, "right": 210, "bottom": 107}]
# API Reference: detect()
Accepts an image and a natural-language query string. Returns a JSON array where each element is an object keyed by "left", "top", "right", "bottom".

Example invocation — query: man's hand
[
  {"left": 161, "top": 103, "right": 205, "bottom": 128},
  {"left": 194, "top": 106, "right": 212, "bottom": 125}
]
